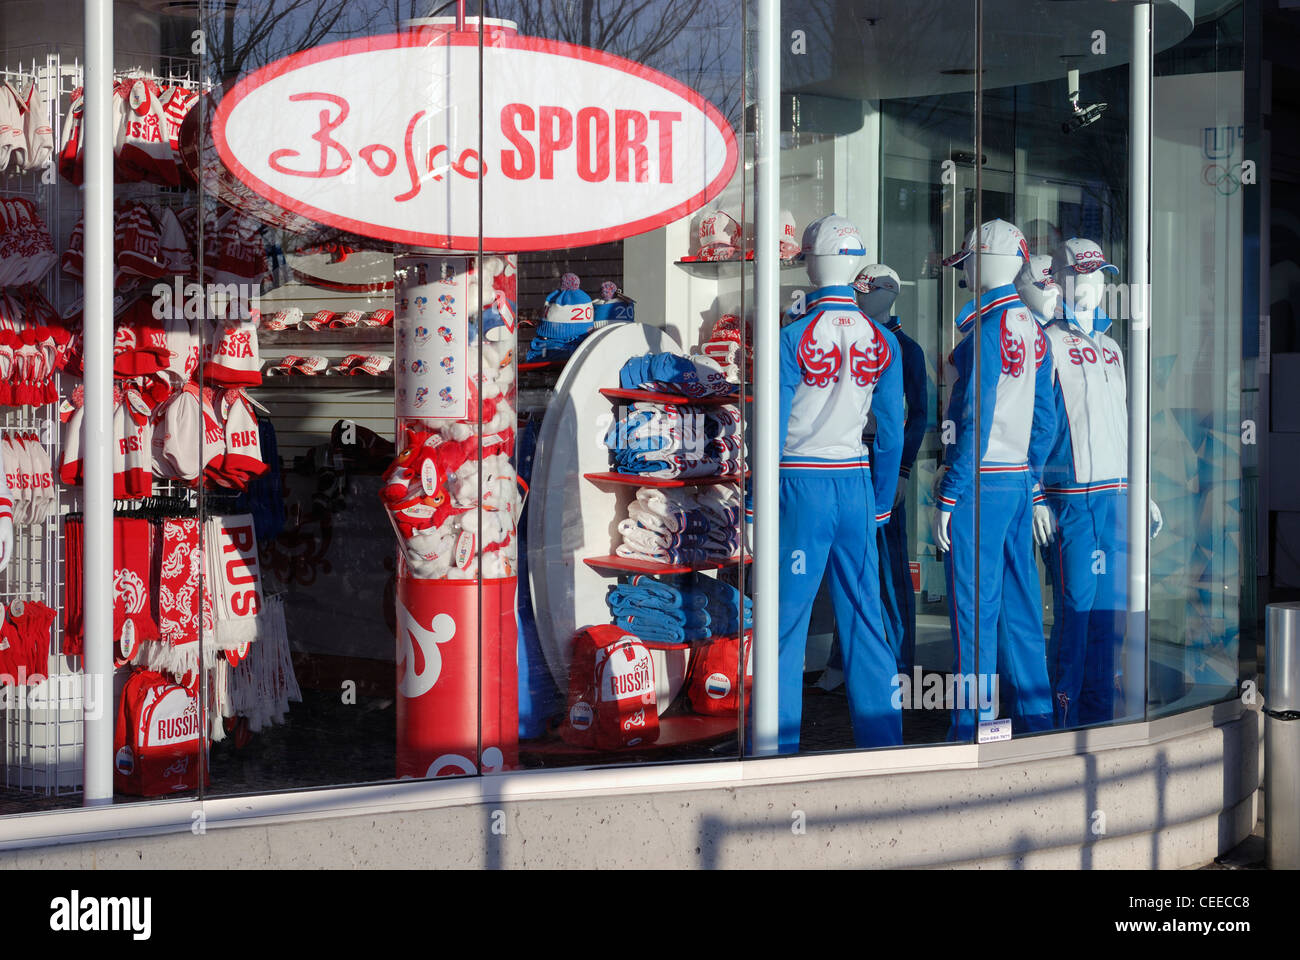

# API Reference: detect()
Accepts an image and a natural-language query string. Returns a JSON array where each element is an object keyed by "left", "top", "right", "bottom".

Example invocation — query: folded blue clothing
[
  {"left": 607, "top": 584, "right": 707, "bottom": 612},
  {"left": 614, "top": 617, "right": 682, "bottom": 643},
  {"left": 619, "top": 352, "right": 733, "bottom": 398},
  {"left": 601, "top": 410, "right": 690, "bottom": 455},
  {"left": 625, "top": 575, "right": 682, "bottom": 602},
  {"left": 604, "top": 571, "right": 754, "bottom": 639},
  {"left": 608, "top": 599, "right": 687, "bottom": 625},
  {"left": 610, "top": 604, "right": 710, "bottom": 633},
  {"left": 607, "top": 592, "right": 711, "bottom": 623},
  {"left": 682, "top": 573, "right": 753, "bottom": 634},
  {"left": 615, "top": 616, "right": 710, "bottom": 644}
]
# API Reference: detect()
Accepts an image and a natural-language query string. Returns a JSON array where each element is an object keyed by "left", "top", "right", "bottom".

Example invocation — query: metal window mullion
[
  {"left": 749, "top": 0, "right": 780, "bottom": 756},
  {"left": 971, "top": 0, "right": 983, "bottom": 741},
  {"left": 81, "top": 0, "right": 114, "bottom": 805},
  {"left": 1126, "top": 3, "right": 1153, "bottom": 720}
]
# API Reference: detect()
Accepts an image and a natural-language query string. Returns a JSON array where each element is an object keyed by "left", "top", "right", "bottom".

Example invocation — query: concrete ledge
[{"left": 0, "top": 702, "right": 1262, "bottom": 868}]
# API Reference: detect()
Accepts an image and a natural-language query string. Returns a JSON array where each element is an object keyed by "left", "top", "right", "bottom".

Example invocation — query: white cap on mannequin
[
  {"left": 1051, "top": 237, "right": 1118, "bottom": 277},
  {"left": 798, "top": 214, "right": 866, "bottom": 259},
  {"left": 852, "top": 263, "right": 901, "bottom": 295},
  {"left": 942, "top": 218, "right": 1030, "bottom": 268}
]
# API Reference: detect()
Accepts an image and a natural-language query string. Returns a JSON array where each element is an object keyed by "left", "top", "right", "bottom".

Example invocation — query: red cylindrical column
[{"left": 395, "top": 574, "right": 518, "bottom": 779}]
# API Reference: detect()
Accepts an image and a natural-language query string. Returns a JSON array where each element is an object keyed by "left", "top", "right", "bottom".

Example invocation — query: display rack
[
  {"left": 583, "top": 553, "right": 751, "bottom": 575},
  {"left": 259, "top": 329, "right": 394, "bottom": 346},
  {"left": 1, "top": 51, "right": 82, "bottom": 796},
  {"left": 583, "top": 471, "right": 746, "bottom": 488},
  {"left": 0, "top": 47, "right": 207, "bottom": 797},
  {"left": 598, "top": 386, "right": 740, "bottom": 406},
  {"left": 259, "top": 374, "right": 395, "bottom": 390},
  {"left": 672, "top": 257, "right": 802, "bottom": 280}
]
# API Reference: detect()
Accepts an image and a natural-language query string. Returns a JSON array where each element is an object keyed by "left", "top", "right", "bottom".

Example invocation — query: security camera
[{"left": 1061, "top": 67, "right": 1107, "bottom": 134}]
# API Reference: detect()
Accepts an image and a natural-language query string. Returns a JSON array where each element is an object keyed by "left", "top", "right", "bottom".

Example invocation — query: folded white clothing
[
  {"left": 635, "top": 484, "right": 736, "bottom": 518},
  {"left": 614, "top": 541, "right": 737, "bottom": 565},
  {"left": 628, "top": 501, "right": 700, "bottom": 535},
  {"left": 705, "top": 405, "right": 743, "bottom": 437},
  {"left": 694, "top": 484, "right": 741, "bottom": 513},
  {"left": 628, "top": 500, "right": 733, "bottom": 536},
  {"left": 618, "top": 517, "right": 737, "bottom": 555}
]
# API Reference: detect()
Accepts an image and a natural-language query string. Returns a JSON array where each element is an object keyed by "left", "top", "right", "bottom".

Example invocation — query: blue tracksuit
[
  {"left": 938, "top": 285, "right": 1056, "bottom": 739},
  {"left": 778, "top": 285, "right": 904, "bottom": 753},
  {"left": 1038, "top": 304, "right": 1130, "bottom": 727},
  {"left": 874, "top": 317, "right": 928, "bottom": 673}
]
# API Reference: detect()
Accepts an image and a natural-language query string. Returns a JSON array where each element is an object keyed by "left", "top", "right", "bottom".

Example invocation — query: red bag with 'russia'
[
  {"left": 562, "top": 625, "right": 659, "bottom": 750},
  {"left": 114, "top": 669, "right": 207, "bottom": 796},
  {"left": 685, "top": 632, "right": 752, "bottom": 716}
]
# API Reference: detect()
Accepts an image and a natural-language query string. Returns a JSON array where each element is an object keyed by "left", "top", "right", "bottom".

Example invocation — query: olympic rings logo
[{"left": 1202, "top": 163, "right": 1243, "bottom": 196}]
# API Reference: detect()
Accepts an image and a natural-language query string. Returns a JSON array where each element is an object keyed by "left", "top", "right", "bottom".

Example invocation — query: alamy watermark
[
  {"left": 151, "top": 277, "right": 262, "bottom": 321},
  {"left": 891, "top": 667, "right": 1000, "bottom": 716},
  {"left": 0, "top": 669, "right": 108, "bottom": 718}
]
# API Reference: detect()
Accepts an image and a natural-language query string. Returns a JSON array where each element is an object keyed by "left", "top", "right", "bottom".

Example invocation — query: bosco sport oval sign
[{"left": 212, "top": 32, "right": 740, "bottom": 251}]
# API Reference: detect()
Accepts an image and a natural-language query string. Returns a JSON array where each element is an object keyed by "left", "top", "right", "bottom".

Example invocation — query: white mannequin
[
  {"left": 934, "top": 254, "right": 1050, "bottom": 552},
  {"left": 1014, "top": 258, "right": 1062, "bottom": 325},
  {"left": 1063, "top": 271, "right": 1105, "bottom": 328},
  {"left": 806, "top": 252, "right": 859, "bottom": 290},
  {"left": 1038, "top": 269, "right": 1163, "bottom": 544}
]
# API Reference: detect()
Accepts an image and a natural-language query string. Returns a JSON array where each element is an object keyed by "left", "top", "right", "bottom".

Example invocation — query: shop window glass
[
  {"left": 190, "top": 0, "right": 751, "bottom": 789},
  {"left": 1148, "top": 5, "right": 1249, "bottom": 716},
  {"left": 0, "top": 0, "right": 1253, "bottom": 818},
  {"left": 773, "top": 0, "right": 977, "bottom": 752}
]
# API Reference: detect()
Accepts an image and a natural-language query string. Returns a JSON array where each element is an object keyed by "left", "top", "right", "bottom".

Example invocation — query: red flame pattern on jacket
[
  {"left": 798, "top": 323, "right": 842, "bottom": 387},
  {"left": 1000, "top": 317, "right": 1026, "bottom": 377},
  {"left": 849, "top": 328, "right": 891, "bottom": 387}
]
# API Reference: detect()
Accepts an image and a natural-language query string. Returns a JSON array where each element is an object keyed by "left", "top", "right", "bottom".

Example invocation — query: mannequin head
[
  {"left": 799, "top": 214, "right": 866, "bottom": 288},
  {"left": 1051, "top": 238, "right": 1119, "bottom": 330},
  {"left": 943, "top": 218, "right": 1031, "bottom": 294},
  {"left": 853, "top": 263, "right": 901, "bottom": 321},
  {"left": 1064, "top": 271, "right": 1106, "bottom": 315},
  {"left": 969, "top": 254, "right": 1023, "bottom": 292},
  {"left": 1015, "top": 254, "right": 1061, "bottom": 323}
]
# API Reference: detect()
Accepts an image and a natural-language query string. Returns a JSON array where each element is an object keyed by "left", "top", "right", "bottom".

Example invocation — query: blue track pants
[
  {"left": 943, "top": 469, "right": 1053, "bottom": 739},
  {"left": 1041, "top": 490, "right": 1127, "bottom": 728},
  {"left": 778, "top": 468, "right": 901, "bottom": 753}
]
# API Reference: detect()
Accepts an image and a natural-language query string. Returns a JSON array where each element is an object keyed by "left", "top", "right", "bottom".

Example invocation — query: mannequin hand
[
  {"left": 0, "top": 516, "right": 12, "bottom": 571},
  {"left": 934, "top": 509, "right": 951, "bottom": 553},
  {"left": 1032, "top": 503, "right": 1056, "bottom": 547},
  {"left": 932, "top": 464, "right": 949, "bottom": 501},
  {"left": 894, "top": 482, "right": 906, "bottom": 509},
  {"left": 1149, "top": 499, "right": 1164, "bottom": 540}
]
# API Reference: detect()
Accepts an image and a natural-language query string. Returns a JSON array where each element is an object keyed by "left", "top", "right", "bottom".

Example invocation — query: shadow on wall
[{"left": 676, "top": 721, "right": 1257, "bottom": 869}]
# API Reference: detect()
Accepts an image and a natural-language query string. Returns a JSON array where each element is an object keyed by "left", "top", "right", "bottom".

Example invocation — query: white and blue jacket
[
  {"left": 1040, "top": 303, "right": 1128, "bottom": 497},
  {"left": 779, "top": 284, "right": 904, "bottom": 522},
  {"left": 937, "top": 284, "right": 1055, "bottom": 511}
]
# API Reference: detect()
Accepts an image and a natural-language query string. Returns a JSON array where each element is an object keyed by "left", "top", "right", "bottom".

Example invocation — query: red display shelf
[
  {"left": 600, "top": 387, "right": 739, "bottom": 407},
  {"left": 583, "top": 554, "right": 752, "bottom": 575},
  {"left": 583, "top": 471, "right": 745, "bottom": 489},
  {"left": 518, "top": 360, "right": 565, "bottom": 372},
  {"left": 520, "top": 713, "right": 738, "bottom": 760}
]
